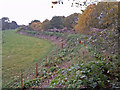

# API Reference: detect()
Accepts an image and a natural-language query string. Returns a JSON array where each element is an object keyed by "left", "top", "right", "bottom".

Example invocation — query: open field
[{"left": 2, "top": 30, "right": 53, "bottom": 86}]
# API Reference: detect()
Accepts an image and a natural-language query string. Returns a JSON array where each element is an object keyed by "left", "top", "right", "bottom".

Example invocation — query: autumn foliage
[
  {"left": 75, "top": 4, "right": 95, "bottom": 33},
  {"left": 29, "top": 22, "right": 42, "bottom": 31},
  {"left": 75, "top": 2, "right": 118, "bottom": 34}
]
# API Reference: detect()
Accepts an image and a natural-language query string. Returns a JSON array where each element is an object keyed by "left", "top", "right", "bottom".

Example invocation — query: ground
[{"left": 2, "top": 30, "right": 53, "bottom": 86}]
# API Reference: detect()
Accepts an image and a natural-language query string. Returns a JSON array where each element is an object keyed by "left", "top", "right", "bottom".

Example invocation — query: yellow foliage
[
  {"left": 74, "top": 4, "right": 95, "bottom": 34},
  {"left": 30, "top": 22, "right": 42, "bottom": 31},
  {"left": 74, "top": 2, "right": 118, "bottom": 33}
]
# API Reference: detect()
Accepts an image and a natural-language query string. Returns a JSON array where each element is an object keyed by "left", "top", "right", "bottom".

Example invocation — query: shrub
[{"left": 49, "top": 66, "right": 57, "bottom": 72}]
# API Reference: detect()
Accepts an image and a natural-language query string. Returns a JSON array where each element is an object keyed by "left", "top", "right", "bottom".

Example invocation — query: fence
[
  {"left": 3, "top": 30, "right": 94, "bottom": 88},
  {"left": 3, "top": 41, "right": 63, "bottom": 88}
]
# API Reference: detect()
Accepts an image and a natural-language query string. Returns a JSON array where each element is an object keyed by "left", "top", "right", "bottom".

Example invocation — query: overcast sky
[
  {"left": 0, "top": 0, "right": 119, "bottom": 25},
  {"left": 0, "top": 0, "right": 85, "bottom": 25}
]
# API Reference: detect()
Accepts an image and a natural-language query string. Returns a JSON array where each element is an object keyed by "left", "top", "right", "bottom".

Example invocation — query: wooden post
[
  {"left": 21, "top": 73, "right": 23, "bottom": 89},
  {"left": 35, "top": 63, "right": 38, "bottom": 78},
  {"left": 49, "top": 55, "right": 50, "bottom": 63},
  {"left": 55, "top": 48, "right": 57, "bottom": 55},
  {"left": 83, "top": 51, "right": 84, "bottom": 59},
  {"left": 45, "top": 56, "right": 47, "bottom": 66},
  {"left": 95, "top": 42, "right": 96, "bottom": 53},
  {"left": 51, "top": 50, "right": 53, "bottom": 60},
  {"left": 45, "top": 56, "right": 47, "bottom": 63},
  {"left": 61, "top": 42, "right": 63, "bottom": 50}
]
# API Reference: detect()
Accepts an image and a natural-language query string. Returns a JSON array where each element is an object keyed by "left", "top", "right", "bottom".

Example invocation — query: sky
[
  {"left": 0, "top": 0, "right": 119, "bottom": 25},
  {"left": 0, "top": 0, "right": 84, "bottom": 25}
]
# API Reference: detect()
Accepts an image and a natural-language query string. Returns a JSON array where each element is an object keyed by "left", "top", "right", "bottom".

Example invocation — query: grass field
[
  {"left": 2, "top": 30, "right": 53, "bottom": 86},
  {"left": 0, "top": 31, "right": 2, "bottom": 89}
]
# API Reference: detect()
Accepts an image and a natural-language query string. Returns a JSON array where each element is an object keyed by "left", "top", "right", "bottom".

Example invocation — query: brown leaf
[{"left": 52, "top": 1, "right": 58, "bottom": 4}]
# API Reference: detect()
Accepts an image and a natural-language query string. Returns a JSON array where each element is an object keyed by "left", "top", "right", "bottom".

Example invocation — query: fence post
[
  {"left": 61, "top": 42, "right": 63, "bottom": 50},
  {"left": 95, "top": 42, "right": 97, "bottom": 53},
  {"left": 83, "top": 51, "right": 84, "bottom": 59},
  {"left": 21, "top": 73, "right": 23, "bottom": 89},
  {"left": 55, "top": 47, "right": 57, "bottom": 55},
  {"left": 35, "top": 62, "right": 38, "bottom": 78},
  {"left": 51, "top": 50, "right": 53, "bottom": 60},
  {"left": 46, "top": 56, "right": 47, "bottom": 63}
]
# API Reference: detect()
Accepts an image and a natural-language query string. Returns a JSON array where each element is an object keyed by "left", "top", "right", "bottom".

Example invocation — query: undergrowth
[{"left": 5, "top": 29, "right": 119, "bottom": 89}]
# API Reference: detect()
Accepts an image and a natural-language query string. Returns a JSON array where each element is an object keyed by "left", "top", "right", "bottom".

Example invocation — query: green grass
[
  {"left": 0, "top": 31, "right": 2, "bottom": 89},
  {"left": 2, "top": 30, "right": 53, "bottom": 86}
]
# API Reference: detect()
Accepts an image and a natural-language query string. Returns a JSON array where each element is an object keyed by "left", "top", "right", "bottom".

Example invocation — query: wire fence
[
  {"left": 3, "top": 40, "right": 62, "bottom": 88},
  {"left": 2, "top": 29, "right": 108, "bottom": 88}
]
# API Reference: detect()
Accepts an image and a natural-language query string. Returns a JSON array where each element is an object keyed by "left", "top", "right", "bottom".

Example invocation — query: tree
[
  {"left": 64, "top": 13, "right": 79, "bottom": 29},
  {"left": 75, "top": 2, "right": 118, "bottom": 33},
  {"left": 29, "top": 20, "right": 42, "bottom": 31},
  {"left": 29, "top": 20, "right": 40, "bottom": 25},
  {"left": 9, "top": 21, "right": 18, "bottom": 29},
  {"left": 29, "top": 22, "right": 42, "bottom": 31},
  {"left": 41, "top": 19, "right": 52, "bottom": 30},
  {"left": 50, "top": 16, "right": 65, "bottom": 29},
  {"left": 2, "top": 17, "right": 10, "bottom": 30},
  {"left": 99, "top": 2, "right": 118, "bottom": 29},
  {"left": 89, "top": 2, "right": 118, "bottom": 29},
  {"left": 74, "top": 4, "right": 95, "bottom": 33},
  {"left": 1, "top": 17, "right": 18, "bottom": 30}
]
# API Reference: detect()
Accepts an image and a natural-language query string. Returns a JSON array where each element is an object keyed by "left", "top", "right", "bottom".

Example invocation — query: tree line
[
  {"left": 19, "top": 2, "right": 118, "bottom": 34},
  {"left": 2, "top": 2, "right": 118, "bottom": 34},
  {"left": 0, "top": 17, "right": 18, "bottom": 30},
  {"left": 27, "top": 13, "right": 79, "bottom": 31}
]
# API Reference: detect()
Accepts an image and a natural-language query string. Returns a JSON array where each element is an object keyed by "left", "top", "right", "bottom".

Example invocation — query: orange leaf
[
  {"left": 79, "top": 41, "right": 82, "bottom": 44},
  {"left": 64, "top": 79, "right": 67, "bottom": 82},
  {"left": 52, "top": 1, "right": 57, "bottom": 4}
]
